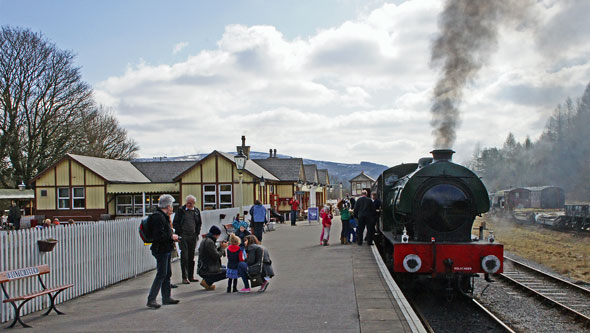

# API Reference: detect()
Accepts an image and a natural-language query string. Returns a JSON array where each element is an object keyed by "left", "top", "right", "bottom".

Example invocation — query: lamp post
[
  {"left": 234, "top": 151, "right": 246, "bottom": 211},
  {"left": 259, "top": 176, "right": 266, "bottom": 203},
  {"left": 339, "top": 182, "right": 343, "bottom": 200}
]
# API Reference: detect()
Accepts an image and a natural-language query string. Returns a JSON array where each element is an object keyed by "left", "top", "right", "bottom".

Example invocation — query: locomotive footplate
[{"left": 392, "top": 241, "right": 503, "bottom": 275}]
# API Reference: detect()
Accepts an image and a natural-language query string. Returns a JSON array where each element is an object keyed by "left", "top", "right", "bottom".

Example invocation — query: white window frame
[
  {"left": 218, "top": 184, "right": 232, "bottom": 209},
  {"left": 72, "top": 187, "right": 85, "bottom": 209},
  {"left": 116, "top": 195, "right": 133, "bottom": 215},
  {"left": 203, "top": 184, "right": 217, "bottom": 210},
  {"left": 57, "top": 187, "right": 70, "bottom": 210}
]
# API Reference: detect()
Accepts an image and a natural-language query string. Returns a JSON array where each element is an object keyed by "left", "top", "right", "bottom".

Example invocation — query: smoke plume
[{"left": 430, "top": 0, "right": 531, "bottom": 148}]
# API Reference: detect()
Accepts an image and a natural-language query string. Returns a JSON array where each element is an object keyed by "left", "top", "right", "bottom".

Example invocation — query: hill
[{"left": 134, "top": 152, "right": 388, "bottom": 186}]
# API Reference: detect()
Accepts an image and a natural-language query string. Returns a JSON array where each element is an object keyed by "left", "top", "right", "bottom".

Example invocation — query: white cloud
[
  {"left": 172, "top": 41, "right": 189, "bottom": 54},
  {"left": 95, "top": 0, "right": 590, "bottom": 166}
]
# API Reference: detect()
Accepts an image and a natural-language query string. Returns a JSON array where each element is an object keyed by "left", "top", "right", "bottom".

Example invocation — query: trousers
[
  {"left": 253, "top": 222, "right": 264, "bottom": 242},
  {"left": 148, "top": 251, "right": 172, "bottom": 302},
  {"left": 357, "top": 216, "right": 375, "bottom": 245},
  {"left": 179, "top": 235, "right": 197, "bottom": 279}
]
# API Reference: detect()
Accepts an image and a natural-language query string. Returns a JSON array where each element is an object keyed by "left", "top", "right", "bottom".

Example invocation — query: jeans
[
  {"left": 179, "top": 235, "right": 197, "bottom": 280},
  {"left": 341, "top": 219, "right": 350, "bottom": 239},
  {"left": 203, "top": 269, "right": 227, "bottom": 286},
  {"left": 237, "top": 261, "right": 250, "bottom": 288},
  {"left": 290, "top": 210, "right": 297, "bottom": 225},
  {"left": 148, "top": 251, "right": 172, "bottom": 302},
  {"left": 253, "top": 222, "right": 264, "bottom": 242}
]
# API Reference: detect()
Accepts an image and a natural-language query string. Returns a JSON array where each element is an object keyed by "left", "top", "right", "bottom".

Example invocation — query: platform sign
[
  {"left": 308, "top": 207, "right": 319, "bottom": 222},
  {"left": 295, "top": 191, "right": 305, "bottom": 195}
]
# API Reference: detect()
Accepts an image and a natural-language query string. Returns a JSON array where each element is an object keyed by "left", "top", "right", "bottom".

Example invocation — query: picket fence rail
[
  {"left": 0, "top": 218, "right": 157, "bottom": 323},
  {"left": 0, "top": 206, "right": 256, "bottom": 323}
]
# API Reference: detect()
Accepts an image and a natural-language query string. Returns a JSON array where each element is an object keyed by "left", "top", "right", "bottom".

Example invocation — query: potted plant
[{"left": 38, "top": 238, "right": 58, "bottom": 252}]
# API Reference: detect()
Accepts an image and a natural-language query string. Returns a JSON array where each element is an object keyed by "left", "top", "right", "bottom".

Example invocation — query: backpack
[{"left": 139, "top": 215, "right": 153, "bottom": 243}]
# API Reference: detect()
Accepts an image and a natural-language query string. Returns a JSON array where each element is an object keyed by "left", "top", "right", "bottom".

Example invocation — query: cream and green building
[{"left": 31, "top": 150, "right": 330, "bottom": 220}]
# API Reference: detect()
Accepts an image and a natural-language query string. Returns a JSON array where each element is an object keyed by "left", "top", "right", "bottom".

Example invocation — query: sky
[{"left": 1, "top": 0, "right": 589, "bottom": 166}]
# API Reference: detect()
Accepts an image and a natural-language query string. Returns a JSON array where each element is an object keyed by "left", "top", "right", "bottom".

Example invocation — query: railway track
[
  {"left": 471, "top": 299, "right": 515, "bottom": 333},
  {"left": 499, "top": 256, "right": 590, "bottom": 327}
]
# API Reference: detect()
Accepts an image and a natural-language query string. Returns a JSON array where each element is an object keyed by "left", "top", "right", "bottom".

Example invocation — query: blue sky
[
  {"left": 1, "top": 0, "right": 589, "bottom": 165},
  {"left": 1, "top": 0, "right": 389, "bottom": 84}
]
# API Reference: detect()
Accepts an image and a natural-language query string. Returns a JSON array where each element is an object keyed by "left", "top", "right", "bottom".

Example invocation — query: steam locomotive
[{"left": 374, "top": 149, "right": 503, "bottom": 294}]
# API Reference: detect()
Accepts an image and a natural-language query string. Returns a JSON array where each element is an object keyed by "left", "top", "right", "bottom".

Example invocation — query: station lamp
[
  {"left": 234, "top": 151, "right": 247, "bottom": 174},
  {"left": 259, "top": 176, "right": 266, "bottom": 187}
]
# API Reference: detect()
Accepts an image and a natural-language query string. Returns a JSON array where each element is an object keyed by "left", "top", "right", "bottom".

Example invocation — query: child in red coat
[{"left": 320, "top": 205, "right": 333, "bottom": 246}]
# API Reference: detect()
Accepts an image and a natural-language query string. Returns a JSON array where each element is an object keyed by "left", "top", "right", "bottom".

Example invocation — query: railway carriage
[{"left": 374, "top": 150, "right": 503, "bottom": 295}]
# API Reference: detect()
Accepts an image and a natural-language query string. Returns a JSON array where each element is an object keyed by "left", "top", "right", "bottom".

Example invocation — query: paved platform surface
[{"left": 14, "top": 218, "right": 420, "bottom": 332}]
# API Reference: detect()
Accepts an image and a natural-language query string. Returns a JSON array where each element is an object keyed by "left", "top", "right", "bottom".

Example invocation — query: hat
[
  {"left": 239, "top": 221, "right": 249, "bottom": 229},
  {"left": 209, "top": 225, "right": 221, "bottom": 236}
]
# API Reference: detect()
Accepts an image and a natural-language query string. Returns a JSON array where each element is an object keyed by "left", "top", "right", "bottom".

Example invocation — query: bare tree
[
  {"left": 72, "top": 106, "right": 138, "bottom": 160},
  {"left": 0, "top": 26, "right": 138, "bottom": 187}
]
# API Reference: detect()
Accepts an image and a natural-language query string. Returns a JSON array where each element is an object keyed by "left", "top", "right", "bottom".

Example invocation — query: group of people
[
  {"left": 145, "top": 194, "right": 274, "bottom": 309},
  {"left": 319, "top": 190, "right": 381, "bottom": 246}
]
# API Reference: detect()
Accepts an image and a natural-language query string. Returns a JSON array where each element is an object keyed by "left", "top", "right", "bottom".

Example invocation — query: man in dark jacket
[
  {"left": 197, "top": 225, "right": 228, "bottom": 290},
  {"left": 8, "top": 201, "right": 21, "bottom": 230},
  {"left": 173, "top": 195, "right": 202, "bottom": 284},
  {"left": 353, "top": 190, "right": 376, "bottom": 245},
  {"left": 146, "top": 194, "right": 180, "bottom": 309}
]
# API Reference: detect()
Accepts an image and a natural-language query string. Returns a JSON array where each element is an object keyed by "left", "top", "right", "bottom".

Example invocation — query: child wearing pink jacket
[{"left": 320, "top": 205, "right": 333, "bottom": 246}]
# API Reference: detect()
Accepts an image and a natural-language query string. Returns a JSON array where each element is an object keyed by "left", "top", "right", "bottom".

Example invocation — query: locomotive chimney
[
  {"left": 269, "top": 149, "right": 273, "bottom": 158},
  {"left": 430, "top": 149, "right": 455, "bottom": 162},
  {"left": 273, "top": 149, "right": 277, "bottom": 158}
]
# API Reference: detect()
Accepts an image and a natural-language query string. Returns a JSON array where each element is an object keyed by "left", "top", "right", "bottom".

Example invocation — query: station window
[
  {"left": 72, "top": 187, "right": 85, "bottom": 209},
  {"left": 116, "top": 195, "right": 133, "bottom": 215},
  {"left": 219, "top": 184, "right": 232, "bottom": 209},
  {"left": 57, "top": 187, "right": 70, "bottom": 209},
  {"left": 203, "top": 185, "right": 217, "bottom": 210}
]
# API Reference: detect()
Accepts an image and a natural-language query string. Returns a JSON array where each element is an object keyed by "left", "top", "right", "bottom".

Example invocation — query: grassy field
[{"left": 474, "top": 215, "right": 590, "bottom": 284}]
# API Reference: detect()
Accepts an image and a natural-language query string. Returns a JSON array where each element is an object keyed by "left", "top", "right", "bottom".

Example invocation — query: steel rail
[
  {"left": 471, "top": 299, "right": 515, "bottom": 333},
  {"left": 504, "top": 257, "right": 590, "bottom": 295},
  {"left": 499, "top": 260, "right": 590, "bottom": 327}
]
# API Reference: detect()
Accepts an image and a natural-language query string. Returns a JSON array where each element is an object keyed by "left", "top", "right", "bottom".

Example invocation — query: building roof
[
  {"left": 349, "top": 171, "right": 375, "bottom": 183},
  {"left": 0, "top": 189, "right": 34, "bottom": 200},
  {"left": 132, "top": 161, "right": 198, "bottom": 183},
  {"left": 252, "top": 158, "right": 304, "bottom": 182},
  {"left": 303, "top": 164, "right": 318, "bottom": 183},
  {"left": 523, "top": 186, "right": 564, "bottom": 192},
  {"left": 317, "top": 169, "right": 329, "bottom": 185},
  {"left": 217, "top": 152, "right": 278, "bottom": 181},
  {"left": 68, "top": 154, "right": 150, "bottom": 183}
]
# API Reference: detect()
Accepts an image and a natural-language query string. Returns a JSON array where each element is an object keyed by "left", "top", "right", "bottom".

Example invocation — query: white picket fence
[
  {"left": 0, "top": 205, "right": 273, "bottom": 323},
  {"left": 0, "top": 218, "right": 155, "bottom": 323}
]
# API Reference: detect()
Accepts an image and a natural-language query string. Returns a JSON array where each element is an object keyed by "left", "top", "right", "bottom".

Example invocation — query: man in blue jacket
[{"left": 249, "top": 200, "right": 267, "bottom": 242}]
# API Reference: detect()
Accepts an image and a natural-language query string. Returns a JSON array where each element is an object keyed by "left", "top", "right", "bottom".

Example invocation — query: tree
[
  {"left": 73, "top": 106, "right": 138, "bottom": 160},
  {"left": 0, "top": 26, "right": 138, "bottom": 187}
]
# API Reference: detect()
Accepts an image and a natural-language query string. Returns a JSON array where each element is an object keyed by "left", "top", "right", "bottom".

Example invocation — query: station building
[
  {"left": 349, "top": 171, "right": 375, "bottom": 196},
  {"left": 30, "top": 147, "right": 330, "bottom": 220}
]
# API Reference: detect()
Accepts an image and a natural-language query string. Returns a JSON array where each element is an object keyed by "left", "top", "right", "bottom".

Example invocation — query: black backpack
[{"left": 139, "top": 215, "right": 153, "bottom": 243}]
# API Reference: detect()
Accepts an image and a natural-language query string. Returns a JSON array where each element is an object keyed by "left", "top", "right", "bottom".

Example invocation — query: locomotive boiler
[{"left": 375, "top": 149, "right": 503, "bottom": 294}]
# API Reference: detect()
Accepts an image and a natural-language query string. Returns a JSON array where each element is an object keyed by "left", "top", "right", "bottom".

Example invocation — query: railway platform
[{"left": 14, "top": 218, "right": 425, "bottom": 332}]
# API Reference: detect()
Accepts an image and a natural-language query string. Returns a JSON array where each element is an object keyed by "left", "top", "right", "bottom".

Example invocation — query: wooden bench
[{"left": 0, "top": 265, "right": 74, "bottom": 328}]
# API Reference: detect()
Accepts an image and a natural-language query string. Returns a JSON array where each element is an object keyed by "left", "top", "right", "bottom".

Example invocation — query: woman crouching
[{"left": 237, "top": 235, "right": 273, "bottom": 293}]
